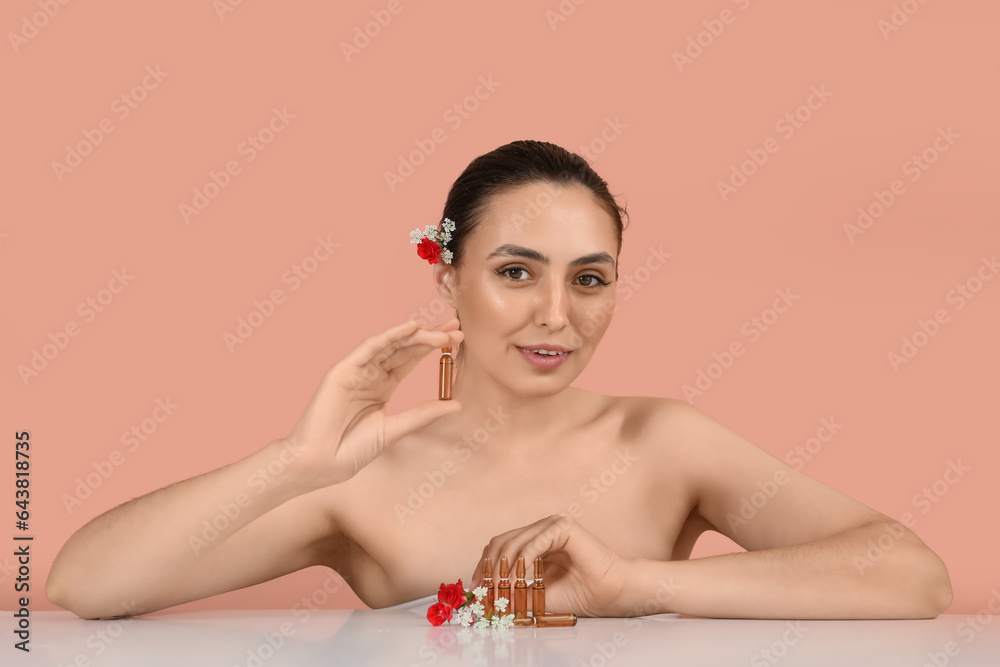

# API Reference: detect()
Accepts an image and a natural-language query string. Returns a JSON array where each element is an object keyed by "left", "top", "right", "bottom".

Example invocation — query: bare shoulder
[
  {"left": 575, "top": 393, "right": 707, "bottom": 483},
  {"left": 614, "top": 396, "right": 757, "bottom": 455},
  {"left": 608, "top": 394, "right": 702, "bottom": 448},
  {"left": 616, "top": 395, "right": 693, "bottom": 423},
  {"left": 611, "top": 396, "right": 793, "bottom": 480},
  {"left": 606, "top": 395, "right": 743, "bottom": 483}
]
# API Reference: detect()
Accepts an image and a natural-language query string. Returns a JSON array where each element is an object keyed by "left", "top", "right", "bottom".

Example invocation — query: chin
[{"left": 510, "top": 363, "right": 587, "bottom": 395}]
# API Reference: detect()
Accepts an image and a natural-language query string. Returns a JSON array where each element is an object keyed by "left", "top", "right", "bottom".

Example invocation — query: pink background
[{"left": 2, "top": 0, "right": 998, "bottom": 616}]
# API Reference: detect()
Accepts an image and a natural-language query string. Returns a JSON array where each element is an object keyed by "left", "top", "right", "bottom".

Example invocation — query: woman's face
[{"left": 440, "top": 181, "right": 619, "bottom": 396}]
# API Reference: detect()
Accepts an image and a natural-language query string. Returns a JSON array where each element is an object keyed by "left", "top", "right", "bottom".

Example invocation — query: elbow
[
  {"left": 45, "top": 564, "right": 70, "bottom": 612},
  {"left": 931, "top": 581, "right": 954, "bottom": 617},
  {"left": 922, "top": 553, "right": 953, "bottom": 617},
  {"left": 902, "top": 538, "right": 953, "bottom": 618},
  {"left": 47, "top": 567, "right": 134, "bottom": 621},
  {"left": 46, "top": 543, "right": 92, "bottom": 618},
  {"left": 863, "top": 520, "right": 953, "bottom": 619},
  {"left": 45, "top": 570, "right": 82, "bottom": 618},
  {"left": 46, "top": 570, "right": 96, "bottom": 620}
]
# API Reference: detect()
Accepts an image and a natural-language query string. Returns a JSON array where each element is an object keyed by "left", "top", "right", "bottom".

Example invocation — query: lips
[
  {"left": 516, "top": 346, "right": 571, "bottom": 369},
  {"left": 518, "top": 345, "right": 571, "bottom": 353}
]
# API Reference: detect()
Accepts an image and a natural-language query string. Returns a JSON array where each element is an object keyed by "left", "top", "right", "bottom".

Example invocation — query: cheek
[
  {"left": 458, "top": 280, "right": 517, "bottom": 340},
  {"left": 574, "top": 295, "right": 616, "bottom": 340},
  {"left": 468, "top": 279, "right": 519, "bottom": 316}
]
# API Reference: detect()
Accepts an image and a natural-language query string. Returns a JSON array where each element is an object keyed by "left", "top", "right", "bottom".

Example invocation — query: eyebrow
[{"left": 485, "top": 244, "right": 616, "bottom": 268}]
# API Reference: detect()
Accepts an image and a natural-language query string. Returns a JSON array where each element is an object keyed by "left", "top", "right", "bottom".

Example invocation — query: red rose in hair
[
  {"left": 437, "top": 579, "right": 466, "bottom": 610},
  {"left": 416, "top": 238, "right": 442, "bottom": 264},
  {"left": 426, "top": 602, "right": 453, "bottom": 626}
]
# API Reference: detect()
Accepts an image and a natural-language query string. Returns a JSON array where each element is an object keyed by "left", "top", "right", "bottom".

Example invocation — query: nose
[{"left": 534, "top": 278, "right": 568, "bottom": 330}]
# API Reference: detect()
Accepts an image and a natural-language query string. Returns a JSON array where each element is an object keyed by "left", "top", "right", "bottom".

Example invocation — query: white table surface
[{"left": 13, "top": 609, "right": 1000, "bottom": 666}]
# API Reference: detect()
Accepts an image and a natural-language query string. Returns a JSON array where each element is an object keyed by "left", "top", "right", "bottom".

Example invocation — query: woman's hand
[
  {"left": 469, "top": 515, "right": 636, "bottom": 617},
  {"left": 283, "top": 317, "right": 464, "bottom": 491}
]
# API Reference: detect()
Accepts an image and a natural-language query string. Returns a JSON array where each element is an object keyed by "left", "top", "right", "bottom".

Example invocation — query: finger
[
  {"left": 512, "top": 518, "right": 621, "bottom": 592},
  {"left": 397, "top": 316, "right": 459, "bottom": 345},
  {"left": 386, "top": 328, "right": 464, "bottom": 370},
  {"left": 381, "top": 399, "right": 464, "bottom": 449},
  {"left": 342, "top": 319, "right": 420, "bottom": 370},
  {"left": 369, "top": 329, "right": 463, "bottom": 392},
  {"left": 514, "top": 515, "right": 575, "bottom": 565},
  {"left": 399, "top": 327, "right": 463, "bottom": 349},
  {"left": 430, "top": 316, "right": 461, "bottom": 332},
  {"left": 474, "top": 522, "right": 540, "bottom": 582},
  {"left": 342, "top": 323, "right": 461, "bottom": 388},
  {"left": 347, "top": 319, "right": 458, "bottom": 371},
  {"left": 471, "top": 515, "right": 573, "bottom": 588},
  {"left": 507, "top": 516, "right": 573, "bottom": 564}
]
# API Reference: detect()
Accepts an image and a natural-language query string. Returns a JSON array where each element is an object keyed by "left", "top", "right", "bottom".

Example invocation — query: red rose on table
[
  {"left": 416, "top": 238, "right": 442, "bottom": 264},
  {"left": 438, "top": 579, "right": 466, "bottom": 610},
  {"left": 426, "top": 602, "right": 453, "bottom": 627}
]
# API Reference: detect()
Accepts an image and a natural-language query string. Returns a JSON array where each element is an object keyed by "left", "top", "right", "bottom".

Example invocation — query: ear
[{"left": 433, "top": 262, "right": 460, "bottom": 309}]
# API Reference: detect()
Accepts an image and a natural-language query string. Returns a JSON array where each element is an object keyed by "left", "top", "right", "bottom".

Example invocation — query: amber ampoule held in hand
[{"left": 438, "top": 347, "right": 453, "bottom": 400}]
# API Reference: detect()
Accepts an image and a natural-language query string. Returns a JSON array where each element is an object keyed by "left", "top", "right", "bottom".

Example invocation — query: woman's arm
[
  {"left": 48, "top": 318, "right": 466, "bottom": 619},
  {"left": 615, "top": 399, "right": 952, "bottom": 619},
  {"left": 46, "top": 438, "right": 333, "bottom": 619},
  {"left": 469, "top": 399, "right": 952, "bottom": 619},
  {"left": 617, "top": 518, "right": 951, "bottom": 619}
]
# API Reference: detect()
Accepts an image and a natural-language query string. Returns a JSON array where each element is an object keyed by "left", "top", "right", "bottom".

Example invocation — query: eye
[
  {"left": 577, "top": 274, "right": 612, "bottom": 289},
  {"left": 497, "top": 266, "right": 531, "bottom": 281},
  {"left": 496, "top": 266, "right": 612, "bottom": 288}
]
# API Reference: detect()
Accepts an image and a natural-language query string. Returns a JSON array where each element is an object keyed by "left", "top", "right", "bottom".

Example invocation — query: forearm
[
  {"left": 617, "top": 520, "right": 952, "bottom": 619},
  {"left": 47, "top": 438, "right": 308, "bottom": 617}
]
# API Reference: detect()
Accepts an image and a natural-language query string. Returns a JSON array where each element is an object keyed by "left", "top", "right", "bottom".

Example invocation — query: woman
[{"left": 47, "top": 140, "right": 952, "bottom": 621}]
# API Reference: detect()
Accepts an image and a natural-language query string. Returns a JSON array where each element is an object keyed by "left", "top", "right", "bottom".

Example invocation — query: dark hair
[
  {"left": 440, "top": 139, "right": 628, "bottom": 276},
  {"left": 439, "top": 140, "right": 628, "bottom": 367}
]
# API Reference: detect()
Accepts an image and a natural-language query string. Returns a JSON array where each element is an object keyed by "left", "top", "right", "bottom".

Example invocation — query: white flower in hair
[{"left": 409, "top": 218, "right": 456, "bottom": 264}]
